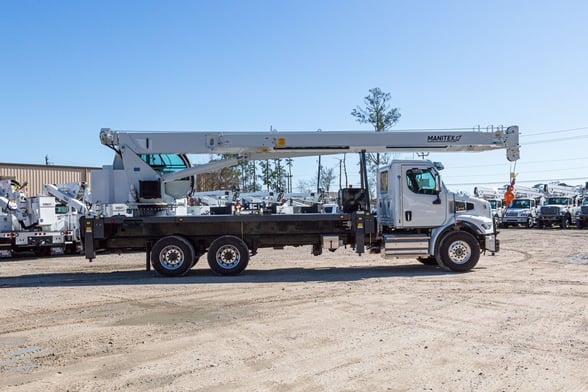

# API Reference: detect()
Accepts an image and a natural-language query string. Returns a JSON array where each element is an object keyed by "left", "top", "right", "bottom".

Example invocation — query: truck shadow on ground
[{"left": 0, "top": 264, "right": 460, "bottom": 289}]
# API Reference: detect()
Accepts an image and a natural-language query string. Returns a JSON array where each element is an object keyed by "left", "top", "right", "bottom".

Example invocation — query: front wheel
[
  {"left": 436, "top": 231, "right": 480, "bottom": 272},
  {"left": 207, "top": 235, "right": 250, "bottom": 275},
  {"left": 561, "top": 217, "right": 569, "bottom": 229},
  {"left": 526, "top": 217, "right": 534, "bottom": 228}
]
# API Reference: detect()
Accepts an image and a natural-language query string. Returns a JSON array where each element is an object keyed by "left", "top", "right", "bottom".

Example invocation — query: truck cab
[
  {"left": 377, "top": 160, "right": 496, "bottom": 271},
  {"left": 575, "top": 198, "right": 588, "bottom": 229},
  {"left": 501, "top": 198, "right": 537, "bottom": 228},
  {"left": 537, "top": 197, "right": 577, "bottom": 229}
]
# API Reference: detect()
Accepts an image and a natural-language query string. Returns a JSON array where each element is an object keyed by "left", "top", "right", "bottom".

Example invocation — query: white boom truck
[{"left": 82, "top": 126, "right": 520, "bottom": 276}]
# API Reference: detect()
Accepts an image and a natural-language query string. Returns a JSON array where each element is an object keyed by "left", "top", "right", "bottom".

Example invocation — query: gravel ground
[{"left": 0, "top": 229, "right": 587, "bottom": 391}]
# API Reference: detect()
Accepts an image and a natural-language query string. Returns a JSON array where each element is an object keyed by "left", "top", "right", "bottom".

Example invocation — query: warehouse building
[{"left": 0, "top": 163, "right": 99, "bottom": 196}]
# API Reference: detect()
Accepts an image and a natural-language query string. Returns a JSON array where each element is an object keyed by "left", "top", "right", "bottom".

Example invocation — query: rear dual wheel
[
  {"left": 207, "top": 235, "right": 249, "bottom": 276},
  {"left": 151, "top": 236, "right": 197, "bottom": 277}
]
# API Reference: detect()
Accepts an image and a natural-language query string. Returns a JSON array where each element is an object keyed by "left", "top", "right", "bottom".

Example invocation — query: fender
[{"left": 430, "top": 221, "right": 483, "bottom": 255}]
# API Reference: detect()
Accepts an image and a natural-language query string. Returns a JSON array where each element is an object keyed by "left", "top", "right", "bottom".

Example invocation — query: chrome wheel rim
[
  {"left": 215, "top": 245, "right": 240, "bottom": 269},
  {"left": 159, "top": 245, "right": 185, "bottom": 270},
  {"left": 448, "top": 240, "right": 472, "bottom": 264}
]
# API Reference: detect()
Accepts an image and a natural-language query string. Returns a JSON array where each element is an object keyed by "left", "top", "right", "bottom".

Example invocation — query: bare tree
[{"left": 351, "top": 87, "right": 401, "bottom": 196}]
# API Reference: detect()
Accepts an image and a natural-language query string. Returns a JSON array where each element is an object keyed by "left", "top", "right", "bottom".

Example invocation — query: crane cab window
[
  {"left": 140, "top": 154, "right": 190, "bottom": 173},
  {"left": 406, "top": 168, "right": 437, "bottom": 195},
  {"left": 55, "top": 204, "right": 68, "bottom": 214}
]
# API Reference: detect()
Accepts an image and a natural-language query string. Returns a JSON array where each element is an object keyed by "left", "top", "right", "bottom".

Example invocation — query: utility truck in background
[
  {"left": 81, "top": 126, "right": 520, "bottom": 276},
  {"left": 0, "top": 180, "right": 68, "bottom": 256},
  {"left": 473, "top": 187, "right": 504, "bottom": 227},
  {"left": 500, "top": 186, "right": 544, "bottom": 228},
  {"left": 537, "top": 183, "right": 581, "bottom": 229},
  {"left": 576, "top": 184, "right": 588, "bottom": 229},
  {"left": 501, "top": 198, "right": 537, "bottom": 228},
  {"left": 43, "top": 182, "right": 92, "bottom": 252}
]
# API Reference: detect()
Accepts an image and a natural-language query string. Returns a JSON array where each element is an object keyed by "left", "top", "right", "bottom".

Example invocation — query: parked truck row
[{"left": 474, "top": 182, "right": 588, "bottom": 229}]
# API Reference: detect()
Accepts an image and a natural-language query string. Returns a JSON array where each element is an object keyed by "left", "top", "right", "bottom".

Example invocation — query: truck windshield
[
  {"left": 488, "top": 200, "right": 501, "bottom": 209},
  {"left": 509, "top": 199, "right": 531, "bottom": 209},
  {"left": 546, "top": 197, "right": 571, "bottom": 205},
  {"left": 140, "top": 154, "right": 190, "bottom": 173}
]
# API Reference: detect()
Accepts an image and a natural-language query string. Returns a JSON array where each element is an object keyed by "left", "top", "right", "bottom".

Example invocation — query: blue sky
[{"left": 1, "top": 0, "right": 587, "bottom": 193}]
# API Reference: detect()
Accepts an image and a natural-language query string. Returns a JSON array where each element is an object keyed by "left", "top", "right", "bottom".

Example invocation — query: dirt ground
[{"left": 0, "top": 229, "right": 587, "bottom": 392}]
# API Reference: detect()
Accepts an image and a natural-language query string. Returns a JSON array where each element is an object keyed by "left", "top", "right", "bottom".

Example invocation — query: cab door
[{"left": 400, "top": 164, "right": 447, "bottom": 228}]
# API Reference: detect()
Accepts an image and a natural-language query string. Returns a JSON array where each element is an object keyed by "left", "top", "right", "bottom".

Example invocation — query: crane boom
[
  {"left": 100, "top": 126, "right": 520, "bottom": 161},
  {"left": 92, "top": 125, "right": 519, "bottom": 207}
]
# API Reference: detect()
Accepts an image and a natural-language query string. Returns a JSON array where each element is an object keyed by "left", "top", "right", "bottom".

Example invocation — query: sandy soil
[{"left": 0, "top": 229, "right": 587, "bottom": 391}]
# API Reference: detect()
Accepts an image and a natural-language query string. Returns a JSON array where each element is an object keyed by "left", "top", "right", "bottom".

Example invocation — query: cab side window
[{"left": 406, "top": 169, "right": 436, "bottom": 195}]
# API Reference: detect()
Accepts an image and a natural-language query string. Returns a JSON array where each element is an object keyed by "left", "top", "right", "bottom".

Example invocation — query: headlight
[{"left": 481, "top": 223, "right": 493, "bottom": 230}]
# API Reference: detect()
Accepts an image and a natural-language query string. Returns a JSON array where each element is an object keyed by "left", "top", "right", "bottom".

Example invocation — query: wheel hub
[
  {"left": 216, "top": 245, "right": 240, "bottom": 268},
  {"left": 448, "top": 241, "right": 472, "bottom": 264},
  {"left": 160, "top": 245, "right": 184, "bottom": 270}
]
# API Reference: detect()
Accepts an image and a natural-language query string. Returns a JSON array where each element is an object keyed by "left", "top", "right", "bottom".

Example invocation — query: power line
[
  {"left": 447, "top": 156, "right": 588, "bottom": 170},
  {"left": 445, "top": 165, "right": 588, "bottom": 179},
  {"left": 523, "top": 134, "right": 588, "bottom": 145},
  {"left": 522, "top": 126, "right": 588, "bottom": 137},
  {"left": 446, "top": 176, "right": 588, "bottom": 187}
]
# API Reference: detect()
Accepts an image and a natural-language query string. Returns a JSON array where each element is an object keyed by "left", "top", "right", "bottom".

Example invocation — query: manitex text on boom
[{"left": 427, "top": 135, "right": 463, "bottom": 142}]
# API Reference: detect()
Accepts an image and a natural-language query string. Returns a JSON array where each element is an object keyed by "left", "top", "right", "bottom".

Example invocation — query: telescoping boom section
[
  {"left": 100, "top": 126, "right": 520, "bottom": 161},
  {"left": 83, "top": 125, "right": 520, "bottom": 277}
]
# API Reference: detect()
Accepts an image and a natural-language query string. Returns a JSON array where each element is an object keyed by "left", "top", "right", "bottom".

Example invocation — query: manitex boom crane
[{"left": 83, "top": 126, "right": 519, "bottom": 277}]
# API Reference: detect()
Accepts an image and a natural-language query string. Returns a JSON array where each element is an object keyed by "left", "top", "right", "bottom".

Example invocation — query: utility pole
[{"left": 317, "top": 155, "right": 322, "bottom": 194}]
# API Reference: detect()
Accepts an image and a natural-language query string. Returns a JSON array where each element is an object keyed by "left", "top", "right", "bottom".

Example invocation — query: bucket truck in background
[
  {"left": 500, "top": 185, "right": 545, "bottom": 228},
  {"left": 0, "top": 180, "right": 67, "bottom": 256},
  {"left": 576, "top": 183, "right": 588, "bottom": 229},
  {"left": 473, "top": 187, "right": 504, "bottom": 227},
  {"left": 43, "top": 182, "right": 92, "bottom": 253},
  {"left": 81, "top": 125, "right": 520, "bottom": 276},
  {"left": 537, "top": 183, "right": 582, "bottom": 229}
]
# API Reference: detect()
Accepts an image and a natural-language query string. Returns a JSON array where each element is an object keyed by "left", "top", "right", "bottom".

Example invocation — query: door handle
[{"left": 405, "top": 211, "right": 412, "bottom": 221}]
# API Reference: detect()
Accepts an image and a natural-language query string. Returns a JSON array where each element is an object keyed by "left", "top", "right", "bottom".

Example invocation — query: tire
[
  {"left": 207, "top": 235, "right": 249, "bottom": 276},
  {"left": 151, "top": 235, "right": 195, "bottom": 277},
  {"left": 560, "top": 217, "right": 569, "bottom": 230},
  {"left": 436, "top": 231, "right": 480, "bottom": 272},
  {"left": 526, "top": 217, "right": 533, "bottom": 228},
  {"left": 416, "top": 256, "right": 437, "bottom": 265}
]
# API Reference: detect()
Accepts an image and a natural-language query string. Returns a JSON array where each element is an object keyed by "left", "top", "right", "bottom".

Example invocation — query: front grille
[
  {"left": 540, "top": 206, "right": 560, "bottom": 216},
  {"left": 581, "top": 206, "right": 588, "bottom": 214},
  {"left": 505, "top": 211, "right": 518, "bottom": 217}
]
